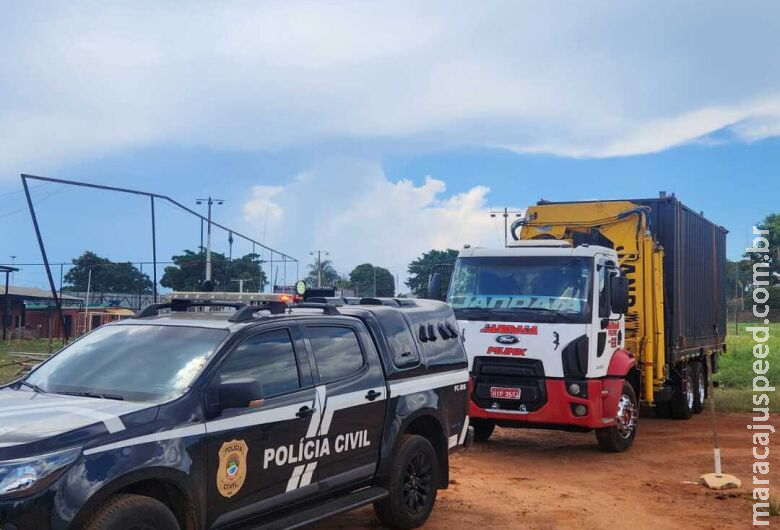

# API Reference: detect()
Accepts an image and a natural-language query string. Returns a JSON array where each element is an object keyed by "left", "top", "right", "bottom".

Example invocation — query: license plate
[{"left": 490, "top": 387, "right": 521, "bottom": 400}]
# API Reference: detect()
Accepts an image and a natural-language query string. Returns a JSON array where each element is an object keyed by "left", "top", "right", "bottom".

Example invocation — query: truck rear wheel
[
  {"left": 374, "top": 434, "right": 439, "bottom": 529},
  {"left": 595, "top": 380, "right": 638, "bottom": 452},
  {"left": 691, "top": 361, "right": 706, "bottom": 414},
  {"left": 471, "top": 419, "right": 495, "bottom": 442},
  {"left": 84, "top": 493, "right": 180, "bottom": 530},
  {"left": 670, "top": 365, "right": 694, "bottom": 419},
  {"left": 654, "top": 402, "right": 671, "bottom": 418}
]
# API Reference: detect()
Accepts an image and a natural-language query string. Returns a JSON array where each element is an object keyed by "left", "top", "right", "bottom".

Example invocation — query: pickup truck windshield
[
  {"left": 447, "top": 256, "right": 592, "bottom": 323},
  {"left": 25, "top": 324, "right": 228, "bottom": 402}
]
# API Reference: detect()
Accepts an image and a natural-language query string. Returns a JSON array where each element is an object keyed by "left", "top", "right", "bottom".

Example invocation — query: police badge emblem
[{"left": 217, "top": 439, "right": 249, "bottom": 498}]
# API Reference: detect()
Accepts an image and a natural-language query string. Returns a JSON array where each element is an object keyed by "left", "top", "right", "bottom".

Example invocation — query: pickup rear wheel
[
  {"left": 374, "top": 434, "right": 439, "bottom": 529},
  {"left": 84, "top": 493, "right": 180, "bottom": 530},
  {"left": 595, "top": 380, "right": 638, "bottom": 453},
  {"left": 471, "top": 419, "right": 495, "bottom": 442}
]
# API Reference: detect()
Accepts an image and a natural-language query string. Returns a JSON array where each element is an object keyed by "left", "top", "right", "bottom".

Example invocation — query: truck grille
[{"left": 472, "top": 357, "right": 547, "bottom": 412}]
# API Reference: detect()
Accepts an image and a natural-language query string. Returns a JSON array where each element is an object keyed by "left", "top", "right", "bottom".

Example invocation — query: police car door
[
  {"left": 302, "top": 320, "right": 386, "bottom": 490},
  {"left": 205, "top": 325, "right": 322, "bottom": 528}
]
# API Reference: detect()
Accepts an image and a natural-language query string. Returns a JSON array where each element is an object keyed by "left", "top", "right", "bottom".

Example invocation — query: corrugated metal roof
[
  {"left": 0, "top": 286, "right": 82, "bottom": 301},
  {"left": 103, "top": 307, "right": 135, "bottom": 316}
]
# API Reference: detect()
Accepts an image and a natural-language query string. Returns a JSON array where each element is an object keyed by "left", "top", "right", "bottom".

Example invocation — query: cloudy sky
[{"left": 2, "top": 1, "right": 779, "bottom": 289}]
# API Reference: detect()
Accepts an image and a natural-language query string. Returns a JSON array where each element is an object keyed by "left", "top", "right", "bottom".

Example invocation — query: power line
[
  {"left": 0, "top": 186, "right": 64, "bottom": 219},
  {"left": 0, "top": 181, "right": 49, "bottom": 199},
  {"left": 490, "top": 207, "right": 524, "bottom": 247}
]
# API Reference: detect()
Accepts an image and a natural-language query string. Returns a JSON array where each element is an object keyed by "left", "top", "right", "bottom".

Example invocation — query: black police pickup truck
[{"left": 0, "top": 296, "right": 473, "bottom": 530}]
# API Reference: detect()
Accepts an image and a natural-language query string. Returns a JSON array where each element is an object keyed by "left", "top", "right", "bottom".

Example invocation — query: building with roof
[{"left": 0, "top": 284, "right": 83, "bottom": 339}]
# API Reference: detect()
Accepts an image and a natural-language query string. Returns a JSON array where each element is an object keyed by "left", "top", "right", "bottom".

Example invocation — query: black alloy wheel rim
[{"left": 403, "top": 453, "right": 432, "bottom": 514}]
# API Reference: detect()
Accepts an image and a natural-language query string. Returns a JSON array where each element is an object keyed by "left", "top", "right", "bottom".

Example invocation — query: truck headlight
[{"left": 0, "top": 447, "right": 81, "bottom": 498}]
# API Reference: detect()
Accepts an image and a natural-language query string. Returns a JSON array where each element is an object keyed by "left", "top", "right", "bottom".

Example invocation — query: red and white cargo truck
[{"left": 438, "top": 195, "right": 727, "bottom": 451}]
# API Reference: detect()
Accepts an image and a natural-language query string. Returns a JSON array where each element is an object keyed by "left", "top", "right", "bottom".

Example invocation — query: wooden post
[{"left": 47, "top": 310, "right": 53, "bottom": 353}]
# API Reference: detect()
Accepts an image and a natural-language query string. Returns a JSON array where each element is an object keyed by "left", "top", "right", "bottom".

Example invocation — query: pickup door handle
[
  {"left": 296, "top": 406, "right": 315, "bottom": 419},
  {"left": 365, "top": 390, "right": 382, "bottom": 402}
]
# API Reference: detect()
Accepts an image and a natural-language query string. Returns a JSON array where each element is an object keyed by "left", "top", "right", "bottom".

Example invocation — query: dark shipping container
[{"left": 632, "top": 196, "right": 728, "bottom": 363}]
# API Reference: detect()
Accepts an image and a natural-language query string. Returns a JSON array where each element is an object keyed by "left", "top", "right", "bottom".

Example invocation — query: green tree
[
  {"left": 726, "top": 259, "right": 754, "bottom": 300},
  {"left": 349, "top": 263, "right": 395, "bottom": 297},
  {"left": 406, "top": 249, "right": 459, "bottom": 298},
  {"left": 769, "top": 286, "right": 780, "bottom": 310},
  {"left": 304, "top": 257, "right": 342, "bottom": 288},
  {"left": 161, "top": 250, "right": 267, "bottom": 292},
  {"left": 229, "top": 253, "right": 269, "bottom": 292},
  {"left": 745, "top": 212, "right": 780, "bottom": 275},
  {"left": 64, "top": 251, "right": 153, "bottom": 293}
]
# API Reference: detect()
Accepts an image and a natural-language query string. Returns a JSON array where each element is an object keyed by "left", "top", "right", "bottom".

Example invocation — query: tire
[
  {"left": 84, "top": 493, "right": 180, "bottom": 530},
  {"left": 471, "top": 419, "right": 495, "bottom": 443},
  {"left": 654, "top": 402, "right": 671, "bottom": 418},
  {"left": 374, "top": 434, "right": 439, "bottom": 529},
  {"left": 595, "top": 380, "right": 638, "bottom": 452},
  {"left": 670, "top": 365, "right": 694, "bottom": 419},
  {"left": 691, "top": 361, "right": 706, "bottom": 414}
]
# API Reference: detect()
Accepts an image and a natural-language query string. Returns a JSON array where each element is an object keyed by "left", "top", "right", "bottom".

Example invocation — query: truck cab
[{"left": 449, "top": 240, "right": 637, "bottom": 452}]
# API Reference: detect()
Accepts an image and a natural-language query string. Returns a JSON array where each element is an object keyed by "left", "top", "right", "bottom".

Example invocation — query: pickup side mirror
[
  {"left": 218, "top": 378, "right": 263, "bottom": 410},
  {"left": 609, "top": 275, "right": 629, "bottom": 314},
  {"left": 427, "top": 273, "right": 443, "bottom": 300}
]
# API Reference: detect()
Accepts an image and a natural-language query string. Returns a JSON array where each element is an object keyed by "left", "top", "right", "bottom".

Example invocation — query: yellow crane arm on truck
[{"left": 519, "top": 200, "right": 665, "bottom": 403}]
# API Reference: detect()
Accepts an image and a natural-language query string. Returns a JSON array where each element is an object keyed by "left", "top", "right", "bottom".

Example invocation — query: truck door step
[{"left": 244, "top": 486, "right": 389, "bottom": 530}]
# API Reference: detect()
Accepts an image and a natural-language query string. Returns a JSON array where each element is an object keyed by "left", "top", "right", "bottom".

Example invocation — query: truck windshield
[
  {"left": 446, "top": 256, "right": 592, "bottom": 323},
  {"left": 24, "top": 324, "right": 228, "bottom": 402}
]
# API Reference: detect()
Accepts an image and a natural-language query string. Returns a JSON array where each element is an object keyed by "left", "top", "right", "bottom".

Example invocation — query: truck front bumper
[{"left": 468, "top": 378, "right": 624, "bottom": 431}]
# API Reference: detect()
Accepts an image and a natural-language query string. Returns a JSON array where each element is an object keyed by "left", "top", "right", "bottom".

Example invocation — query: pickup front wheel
[
  {"left": 84, "top": 494, "right": 180, "bottom": 530},
  {"left": 374, "top": 434, "right": 439, "bottom": 529}
]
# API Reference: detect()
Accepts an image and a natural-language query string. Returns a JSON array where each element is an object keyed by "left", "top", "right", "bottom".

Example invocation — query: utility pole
[
  {"left": 490, "top": 208, "right": 524, "bottom": 247},
  {"left": 310, "top": 250, "right": 329, "bottom": 288},
  {"left": 373, "top": 265, "right": 377, "bottom": 297},
  {"left": 196, "top": 197, "right": 224, "bottom": 287},
  {"left": 231, "top": 278, "right": 248, "bottom": 293},
  {"left": 227, "top": 231, "right": 234, "bottom": 288},
  {"left": 9, "top": 256, "right": 15, "bottom": 286}
]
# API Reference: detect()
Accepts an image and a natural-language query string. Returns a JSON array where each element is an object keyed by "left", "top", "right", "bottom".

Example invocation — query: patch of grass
[
  {"left": 711, "top": 322, "right": 779, "bottom": 412},
  {"left": 0, "top": 338, "right": 59, "bottom": 384},
  {"left": 714, "top": 388, "right": 780, "bottom": 413},
  {"left": 770, "top": 498, "right": 779, "bottom": 517},
  {"left": 719, "top": 322, "right": 779, "bottom": 389}
]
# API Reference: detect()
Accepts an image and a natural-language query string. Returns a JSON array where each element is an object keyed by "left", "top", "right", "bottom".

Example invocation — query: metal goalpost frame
[{"left": 21, "top": 174, "right": 298, "bottom": 343}]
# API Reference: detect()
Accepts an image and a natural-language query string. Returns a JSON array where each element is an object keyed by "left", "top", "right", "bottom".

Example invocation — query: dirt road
[{"left": 318, "top": 413, "right": 776, "bottom": 529}]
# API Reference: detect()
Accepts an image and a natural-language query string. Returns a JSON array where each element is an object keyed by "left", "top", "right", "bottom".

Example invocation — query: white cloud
[
  {"left": 241, "top": 159, "right": 497, "bottom": 284},
  {"left": 1, "top": 1, "right": 780, "bottom": 176},
  {"left": 505, "top": 96, "right": 780, "bottom": 158},
  {"left": 242, "top": 184, "right": 285, "bottom": 229}
]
